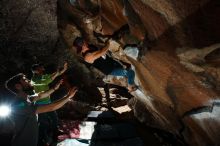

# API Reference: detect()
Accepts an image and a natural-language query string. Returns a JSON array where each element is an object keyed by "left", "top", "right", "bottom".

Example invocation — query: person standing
[
  {"left": 31, "top": 62, "right": 68, "bottom": 146},
  {"left": 5, "top": 73, "right": 77, "bottom": 146}
]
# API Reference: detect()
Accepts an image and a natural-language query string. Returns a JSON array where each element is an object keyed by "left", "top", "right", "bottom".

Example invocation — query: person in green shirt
[
  {"left": 5, "top": 73, "right": 77, "bottom": 146},
  {"left": 31, "top": 62, "right": 68, "bottom": 146},
  {"left": 31, "top": 62, "right": 68, "bottom": 104}
]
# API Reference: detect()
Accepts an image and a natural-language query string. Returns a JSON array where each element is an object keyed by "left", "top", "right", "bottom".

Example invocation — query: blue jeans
[{"left": 109, "top": 68, "right": 135, "bottom": 85}]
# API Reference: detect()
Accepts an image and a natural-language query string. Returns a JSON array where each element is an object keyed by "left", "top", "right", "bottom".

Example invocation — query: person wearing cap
[
  {"left": 31, "top": 62, "right": 68, "bottom": 146},
  {"left": 73, "top": 37, "right": 137, "bottom": 92}
]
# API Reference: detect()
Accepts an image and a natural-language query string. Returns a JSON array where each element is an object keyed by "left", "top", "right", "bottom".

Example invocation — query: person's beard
[{"left": 23, "top": 86, "right": 35, "bottom": 95}]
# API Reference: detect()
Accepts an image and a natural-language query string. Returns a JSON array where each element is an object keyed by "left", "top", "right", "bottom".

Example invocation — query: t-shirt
[
  {"left": 83, "top": 45, "right": 123, "bottom": 75},
  {"left": 11, "top": 97, "right": 38, "bottom": 146},
  {"left": 31, "top": 74, "right": 53, "bottom": 104}
]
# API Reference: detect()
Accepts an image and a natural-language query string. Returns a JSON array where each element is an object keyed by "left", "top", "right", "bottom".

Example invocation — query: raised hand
[
  {"left": 106, "top": 39, "right": 111, "bottom": 48},
  {"left": 67, "top": 86, "right": 78, "bottom": 99},
  {"left": 63, "top": 62, "right": 68, "bottom": 72}
]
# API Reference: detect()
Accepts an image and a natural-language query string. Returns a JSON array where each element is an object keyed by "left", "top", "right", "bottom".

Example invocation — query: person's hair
[
  {"left": 31, "top": 63, "right": 43, "bottom": 72},
  {"left": 73, "top": 37, "right": 85, "bottom": 54},
  {"left": 5, "top": 73, "right": 24, "bottom": 94}
]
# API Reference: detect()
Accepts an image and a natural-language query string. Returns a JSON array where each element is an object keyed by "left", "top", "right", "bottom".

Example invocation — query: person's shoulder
[
  {"left": 42, "top": 74, "right": 51, "bottom": 78},
  {"left": 31, "top": 75, "right": 37, "bottom": 80},
  {"left": 31, "top": 74, "right": 41, "bottom": 81}
]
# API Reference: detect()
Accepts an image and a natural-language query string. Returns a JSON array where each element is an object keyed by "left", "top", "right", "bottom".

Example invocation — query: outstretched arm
[
  {"left": 84, "top": 42, "right": 110, "bottom": 63},
  {"left": 51, "top": 62, "right": 68, "bottom": 81},
  {"left": 32, "top": 80, "right": 63, "bottom": 102},
  {"left": 36, "top": 87, "right": 78, "bottom": 114}
]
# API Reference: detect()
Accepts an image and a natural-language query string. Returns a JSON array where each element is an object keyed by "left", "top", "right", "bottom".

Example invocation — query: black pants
[{"left": 37, "top": 111, "right": 58, "bottom": 146}]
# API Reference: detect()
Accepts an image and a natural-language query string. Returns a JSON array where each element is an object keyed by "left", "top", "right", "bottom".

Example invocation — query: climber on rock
[{"left": 73, "top": 37, "right": 137, "bottom": 92}]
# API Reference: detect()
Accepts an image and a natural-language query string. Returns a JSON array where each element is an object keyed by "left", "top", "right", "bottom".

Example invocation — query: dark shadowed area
[{"left": 1, "top": 0, "right": 220, "bottom": 146}]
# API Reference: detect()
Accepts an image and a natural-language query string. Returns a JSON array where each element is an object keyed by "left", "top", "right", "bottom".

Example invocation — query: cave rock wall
[
  {"left": 57, "top": 0, "right": 220, "bottom": 145},
  {"left": 1, "top": 0, "right": 220, "bottom": 145}
]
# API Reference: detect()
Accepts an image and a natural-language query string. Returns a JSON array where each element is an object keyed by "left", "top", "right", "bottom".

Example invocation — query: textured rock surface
[
  {"left": 1, "top": 0, "right": 220, "bottom": 145},
  {"left": 0, "top": 0, "right": 59, "bottom": 78},
  {"left": 0, "top": 0, "right": 102, "bottom": 103},
  {"left": 57, "top": 0, "right": 220, "bottom": 145}
]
